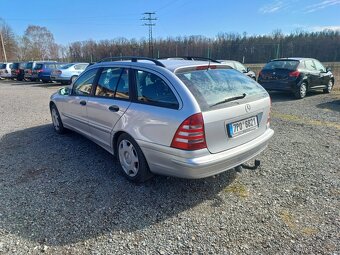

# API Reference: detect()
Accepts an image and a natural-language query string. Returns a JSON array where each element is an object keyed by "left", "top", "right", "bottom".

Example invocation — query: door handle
[
  {"left": 108, "top": 105, "right": 119, "bottom": 112},
  {"left": 79, "top": 100, "right": 86, "bottom": 106}
]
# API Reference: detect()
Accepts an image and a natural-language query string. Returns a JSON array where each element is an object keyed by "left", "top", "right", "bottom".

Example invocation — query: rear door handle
[
  {"left": 79, "top": 100, "right": 86, "bottom": 106},
  {"left": 108, "top": 105, "right": 119, "bottom": 112}
]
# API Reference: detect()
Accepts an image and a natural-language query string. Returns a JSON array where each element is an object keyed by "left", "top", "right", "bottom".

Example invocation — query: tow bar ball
[{"left": 235, "top": 160, "right": 261, "bottom": 172}]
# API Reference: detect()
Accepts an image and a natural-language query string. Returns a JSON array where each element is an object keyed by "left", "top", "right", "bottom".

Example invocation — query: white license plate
[{"left": 228, "top": 116, "right": 258, "bottom": 137}]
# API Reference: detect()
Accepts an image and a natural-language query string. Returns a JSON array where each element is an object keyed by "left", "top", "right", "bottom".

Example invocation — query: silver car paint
[{"left": 51, "top": 60, "right": 273, "bottom": 178}]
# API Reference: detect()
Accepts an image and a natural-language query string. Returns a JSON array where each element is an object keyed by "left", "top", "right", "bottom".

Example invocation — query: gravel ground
[{"left": 0, "top": 79, "right": 339, "bottom": 254}]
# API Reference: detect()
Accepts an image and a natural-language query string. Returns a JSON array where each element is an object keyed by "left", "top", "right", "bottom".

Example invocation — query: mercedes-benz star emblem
[{"left": 245, "top": 104, "right": 251, "bottom": 112}]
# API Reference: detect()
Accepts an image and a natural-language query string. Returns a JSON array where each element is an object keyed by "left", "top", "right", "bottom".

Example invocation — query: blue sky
[{"left": 1, "top": 0, "right": 340, "bottom": 45}]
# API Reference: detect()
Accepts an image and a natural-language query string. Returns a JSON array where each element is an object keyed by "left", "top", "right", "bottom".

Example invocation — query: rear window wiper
[{"left": 210, "top": 93, "right": 246, "bottom": 107}]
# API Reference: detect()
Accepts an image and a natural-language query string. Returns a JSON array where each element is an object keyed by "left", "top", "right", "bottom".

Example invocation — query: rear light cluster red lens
[
  {"left": 171, "top": 113, "right": 207, "bottom": 150},
  {"left": 56, "top": 70, "right": 62, "bottom": 74},
  {"left": 37, "top": 69, "right": 43, "bottom": 73},
  {"left": 289, "top": 70, "right": 300, "bottom": 77}
]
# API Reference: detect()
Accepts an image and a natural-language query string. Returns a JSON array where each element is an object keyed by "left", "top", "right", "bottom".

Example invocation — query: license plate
[{"left": 228, "top": 116, "right": 258, "bottom": 137}]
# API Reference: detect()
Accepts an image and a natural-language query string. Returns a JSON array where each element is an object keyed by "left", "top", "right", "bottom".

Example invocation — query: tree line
[{"left": 1, "top": 18, "right": 340, "bottom": 64}]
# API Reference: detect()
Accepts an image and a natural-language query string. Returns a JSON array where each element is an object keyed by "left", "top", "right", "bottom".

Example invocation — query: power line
[{"left": 141, "top": 12, "right": 157, "bottom": 58}]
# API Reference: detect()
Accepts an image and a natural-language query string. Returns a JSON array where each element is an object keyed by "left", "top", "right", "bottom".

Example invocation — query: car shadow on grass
[{"left": 0, "top": 124, "right": 237, "bottom": 246}]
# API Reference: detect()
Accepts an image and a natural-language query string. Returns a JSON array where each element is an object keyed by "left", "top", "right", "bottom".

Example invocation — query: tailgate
[{"left": 203, "top": 97, "right": 270, "bottom": 154}]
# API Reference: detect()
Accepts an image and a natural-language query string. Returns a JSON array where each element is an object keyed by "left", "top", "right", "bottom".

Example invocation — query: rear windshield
[
  {"left": 26, "top": 62, "right": 33, "bottom": 69},
  {"left": 12, "top": 63, "right": 20, "bottom": 69},
  {"left": 0, "top": 64, "right": 6, "bottom": 69},
  {"left": 19, "top": 63, "right": 27, "bottom": 69},
  {"left": 34, "top": 64, "right": 43, "bottom": 70},
  {"left": 263, "top": 60, "right": 299, "bottom": 70},
  {"left": 176, "top": 68, "right": 266, "bottom": 109},
  {"left": 60, "top": 63, "right": 74, "bottom": 69}
]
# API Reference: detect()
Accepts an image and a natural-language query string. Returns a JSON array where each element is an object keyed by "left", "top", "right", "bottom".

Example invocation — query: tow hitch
[{"left": 234, "top": 160, "right": 261, "bottom": 172}]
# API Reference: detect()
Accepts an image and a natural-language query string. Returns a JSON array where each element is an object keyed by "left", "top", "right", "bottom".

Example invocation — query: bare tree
[
  {"left": 0, "top": 19, "right": 18, "bottom": 61},
  {"left": 21, "top": 25, "right": 59, "bottom": 60}
]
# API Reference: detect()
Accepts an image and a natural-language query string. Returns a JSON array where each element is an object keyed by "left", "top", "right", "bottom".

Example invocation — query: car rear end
[
  {"left": 0, "top": 63, "right": 13, "bottom": 78},
  {"left": 51, "top": 63, "right": 74, "bottom": 83},
  {"left": 31, "top": 63, "right": 45, "bottom": 81},
  {"left": 24, "top": 62, "right": 34, "bottom": 80},
  {"left": 11, "top": 63, "right": 20, "bottom": 79},
  {"left": 258, "top": 59, "right": 302, "bottom": 92},
  {"left": 141, "top": 62, "right": 274, "bottom": 178}
]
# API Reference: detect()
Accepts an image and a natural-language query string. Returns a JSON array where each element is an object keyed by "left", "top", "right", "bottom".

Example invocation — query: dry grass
[{"left": 224, "top": 182, "right": 250, "bottom": 198}]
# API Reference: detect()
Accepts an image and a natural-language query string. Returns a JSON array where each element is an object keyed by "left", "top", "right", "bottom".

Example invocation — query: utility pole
[
  {"left": 141, "top": 12, "right": 157, "bottom": 58},
  {"left": 0, "top": 30, "right": 7, "bottom": 62}
]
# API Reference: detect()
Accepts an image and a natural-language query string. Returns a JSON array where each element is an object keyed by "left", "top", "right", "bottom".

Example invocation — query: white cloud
[
  {"left": 311, "top": 25, "right": 340, "bottom": 31},
  {"left": 259, "top": 1, "right": 286, "bottom": 14},
  {"left": 304, "top": 0, "right": 340, "bottom": 13}
]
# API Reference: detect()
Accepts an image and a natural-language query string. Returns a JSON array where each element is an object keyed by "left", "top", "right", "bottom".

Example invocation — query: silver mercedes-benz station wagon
[{"left": 50, "top": 57, "right": 274, "bottom": 182}]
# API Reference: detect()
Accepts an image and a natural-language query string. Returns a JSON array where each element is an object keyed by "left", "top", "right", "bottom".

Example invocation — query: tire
[
  {"left": 42, "top": 79, "right": 49, "bottom": 83},
  {"left": 294, "top": 82, "right": 307, "bottom": 99},
  {"left": 117, "top": 133, "right": 153, "bottom": 182},
  {"left": 70, "top": 76, "right": 78, "bottom": 84},
  {"left": 50, "top": 104, "right": 66, "bottom": 134},
  {"left": 323, "top": 80, "right": 333, "bottom": 93}
]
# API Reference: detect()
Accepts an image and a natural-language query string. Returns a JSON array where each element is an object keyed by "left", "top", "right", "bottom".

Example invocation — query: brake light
[
  {"left": 55, "top": 70, "right": 62, "bottom": 75},
  {"left": 258, "top": 70, "right": 263, "bottom": 77},
  {"left": 289, "top": 70, "right": 300, "bottom": 77},
  {"left": 16, "top": 70, "right": 20, "bottom": 74},
  {"left": 196, "top": 65, "right": 217, "bottom": 70},
  {"left": 171, "top": 113, "right": 207, "bottom": 150},
  {"left": 37, "top": 69, "right": 43, "bottom": 73}
]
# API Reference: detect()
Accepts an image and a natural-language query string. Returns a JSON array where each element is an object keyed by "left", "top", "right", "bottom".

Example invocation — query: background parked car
[
  {"left": 31, "top": 62, "right": 66, "bottom": 83},
  {"left": 257, "top": 58, "right": 334, "bottom": 99},
  {"left": 24, "top": 61, "right": 56, "bottom": 81},
  {"left": 0, "top": 62, "right": 14, "bottom": 79},
  {"left": 218, "top": 60, "right": 256, "bottom": 80},
  {"left": 50, "top": 63, "right": 89, "bottom": 85},
  {"left": 11, "top": 62, "right": 27, "bottom": 81}
]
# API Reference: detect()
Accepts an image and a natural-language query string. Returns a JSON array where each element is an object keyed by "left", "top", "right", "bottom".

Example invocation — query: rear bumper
[
  {"left": 50, "top": 76, "right": 70, "bottom": 82},
  {"left": 258, "top": 80, "right": 298, "bottom": 91},
  {"left": 139, "top": 128, "right": 274, "bottom": 179}
]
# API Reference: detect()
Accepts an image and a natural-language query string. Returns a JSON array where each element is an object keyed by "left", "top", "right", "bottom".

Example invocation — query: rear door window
[
  {"left": 34, "top": 64, "right": 43, "bottom": 70},
  {"left": 95, "top": 67, "right": 129, "bottom": 99},
  {"left": 305, "top": 60, "right": 317, "bottom": 71},
  {"left": 135, "top": 70, "right": 179, "bottom": 109},
  {"left": 177, "top": 68, "right": 266, "bottom": 109}
]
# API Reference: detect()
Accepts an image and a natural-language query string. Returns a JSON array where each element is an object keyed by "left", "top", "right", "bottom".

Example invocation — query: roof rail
[
  {"left": 97, "top": 56, "right": 165, "bottom": 67},
  {"left": 159, "top": 56, "right": 220, "bottom": 63}
]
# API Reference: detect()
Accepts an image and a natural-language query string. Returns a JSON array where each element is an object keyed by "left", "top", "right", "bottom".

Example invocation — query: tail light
[
  {"left": 55, "top": 70, "right": 62, "bottom": 75},
  {"left": 16, "top": 70, "right": 20, "bottom": 74},
  {"left": 289, "top": 70, "right": 300, "bottom": 77},
  {"left": 37, "top": 69, "right": 43, "bottom": 73},
  {"left": 171, "top": 113, "right": 207, "bottom": 150},
  {"left": 258, "top": 70, "right": 263, "bottom": 77}
]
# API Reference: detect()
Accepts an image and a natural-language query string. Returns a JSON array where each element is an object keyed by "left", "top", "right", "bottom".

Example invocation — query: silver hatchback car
[{"left": 50, "top": 57, "right": 274, "bottom": 182}]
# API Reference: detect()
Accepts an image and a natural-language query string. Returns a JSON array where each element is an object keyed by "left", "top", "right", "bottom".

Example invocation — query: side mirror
[
  {"left": 59, "top": 86, "right": 71, "bottom": 96},
  {"left": 326, "top": 67, "right": 332, "bottom": 72}
]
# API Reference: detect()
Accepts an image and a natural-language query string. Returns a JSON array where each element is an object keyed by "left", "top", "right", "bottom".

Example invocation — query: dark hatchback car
[
  {"left": 11, "top": 62, "right": 27, "bottom": 81},
  {"left": 258, "top": 58, "right": 334, "bottom": 99},
  {"left": 31, "top": 62, "right": 65, "bottom": 83}
]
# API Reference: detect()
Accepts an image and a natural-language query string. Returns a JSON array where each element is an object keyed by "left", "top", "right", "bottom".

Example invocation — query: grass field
[{"left": 247, "top": 62, "right": 340, "bottom": 89}]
